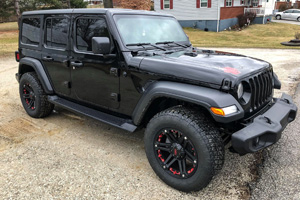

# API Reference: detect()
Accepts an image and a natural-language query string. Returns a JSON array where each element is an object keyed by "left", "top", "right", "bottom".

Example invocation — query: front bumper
[{"left": 232, "top": 93, "right": 297, "bottom": 155}]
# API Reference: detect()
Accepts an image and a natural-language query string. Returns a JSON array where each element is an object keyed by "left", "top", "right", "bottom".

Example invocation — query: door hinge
[
  {"left": 110, "top": 93, "right": 120, "bottom": 102},
  {"left": 110, "top": 68, "right": 119, "bottom": 77}
]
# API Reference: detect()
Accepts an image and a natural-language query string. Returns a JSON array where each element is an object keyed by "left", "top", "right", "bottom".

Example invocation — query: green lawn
[
  {"left": 184, "top": 22, "right": 300, "bottom": 49},
  {"left": 0, "top": 21, "right": 299, "bottom": 58}
]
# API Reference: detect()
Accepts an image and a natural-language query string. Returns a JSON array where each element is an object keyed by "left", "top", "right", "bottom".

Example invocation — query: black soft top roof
[{"left": 22, "top": 8, "right": 172, "bottom": 17}]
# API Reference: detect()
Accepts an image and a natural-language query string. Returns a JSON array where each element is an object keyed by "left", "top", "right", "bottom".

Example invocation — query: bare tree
[
  {"left": 14, "top": 0, "right": 21, "bottom": 28},
  {"left": 66, "top": 0, "right": 71, "bottom": 8},
  {"left": 103, "top": 0, "right": 113, "bottom": 8}
]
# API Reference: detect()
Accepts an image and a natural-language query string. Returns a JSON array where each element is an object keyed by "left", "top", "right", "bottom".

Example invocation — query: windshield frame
[{"left": 112, "top": 14, "right": 191, "bottom": 51}]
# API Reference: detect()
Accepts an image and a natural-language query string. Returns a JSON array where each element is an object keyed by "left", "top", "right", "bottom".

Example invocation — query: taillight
[{"left": 15, "top": 51, "right": 20, "bottom": 62}]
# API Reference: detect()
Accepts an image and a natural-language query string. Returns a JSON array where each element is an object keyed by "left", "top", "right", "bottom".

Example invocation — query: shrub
[
  {"left": 295, "top": 32, "right": 300, "bottom": 40},
  {"left": 237, "top": 12, "right": 256, "bottom": 28},
  {"left": 278, "top": 4, "right": 288, "bottom": 12}
]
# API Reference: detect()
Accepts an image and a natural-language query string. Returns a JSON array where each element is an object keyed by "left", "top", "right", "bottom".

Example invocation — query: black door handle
[
  {"left": 42, "top": 56, "right": 53, "bottom": 61},
  {"left": 71, "top": 61, "right": 83, "bottom": 67}
]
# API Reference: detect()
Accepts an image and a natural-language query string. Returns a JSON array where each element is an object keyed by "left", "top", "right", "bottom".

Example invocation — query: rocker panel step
[{"left": 48, "top": 96, "right": 137, "bottom": 132}]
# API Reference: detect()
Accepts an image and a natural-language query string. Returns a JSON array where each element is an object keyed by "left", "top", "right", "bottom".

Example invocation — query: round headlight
[{"left": 237, "top": 83, "right": 244, "bottom": 99}]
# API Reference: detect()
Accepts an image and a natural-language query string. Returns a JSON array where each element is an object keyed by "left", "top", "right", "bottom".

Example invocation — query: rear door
[
  {"left": 70, "top": 15, "right": 120, "bottom": 110},
  {"left": 41, "top": 15, "right": 71, "bottom": 96},
  {"left": 292, "top": 10, "right": 300, "bottom": 20}
]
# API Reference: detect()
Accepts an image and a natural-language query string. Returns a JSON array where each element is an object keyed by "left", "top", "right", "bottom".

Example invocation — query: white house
[{"left": 154, "top": 0, "right": 276, "bottom": 31}]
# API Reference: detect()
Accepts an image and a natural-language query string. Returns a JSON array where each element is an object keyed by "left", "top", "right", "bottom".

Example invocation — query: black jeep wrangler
[{"left": 16, "top": 9, "right": 297, "bottom": 192}]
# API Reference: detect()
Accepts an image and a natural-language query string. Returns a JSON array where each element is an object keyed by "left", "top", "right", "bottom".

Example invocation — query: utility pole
[{"left": 14, "top": 0, "right": 21, "bottom": 28}]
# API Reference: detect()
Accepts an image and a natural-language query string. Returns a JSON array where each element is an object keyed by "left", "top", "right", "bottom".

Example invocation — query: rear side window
[
  {"left": 76, "top": 18, "right": 109, "bottom": 52},
  {"left": 45, "top": 18, "right": 69, "bottom": 49},
  {"left": 293, "top": 10, "right": 300, "bottom": 13},
  {"left": 21, "top": 18, "right": 41, "bottom": 46}
]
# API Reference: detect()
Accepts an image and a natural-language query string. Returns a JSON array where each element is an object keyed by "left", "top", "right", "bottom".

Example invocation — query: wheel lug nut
[
  {"left": 184, "top": 137, "right": 187, "bottom": 140},
  {"left": 155, "top": 144, "right": 157, "bottom": 147},
  {"left": 182, "top": 174, "right": 185, "bottom": 178},
  {"left": 163, "top": 165, "right": 166, "bottom": 169},
  {"left": 164, "top": 130, "right": 168, "bottom": 133},
  {"left": 194, "top": 160, "right": 197, "bottom": 164}
]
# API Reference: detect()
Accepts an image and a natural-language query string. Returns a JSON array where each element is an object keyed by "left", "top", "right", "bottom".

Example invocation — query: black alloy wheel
[
  {"left": 144, "top": 106, "right": 224, "bottom": 192},
  {"left": 22, "top": 83, "right": 36, "bottom": 111},
  {"left": 19, "top": 72, "right": 54, "bottom": 118},
  {"left": 154, "top": 129, "right": 198, "bottom": 179}
]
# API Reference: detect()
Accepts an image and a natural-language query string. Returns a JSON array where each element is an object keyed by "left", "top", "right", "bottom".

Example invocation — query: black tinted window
[
  {"left": 21, "top": 18, "right": 40, "bottom": 46},
  {"left": 293, "top": 10, "right": 300, "bottom": 13},
  {"left": 76, "top": 18, "right": 109, "bottom": 51},
  {"left": 45, "top": 18, "right": 68, "bottom": 49}
]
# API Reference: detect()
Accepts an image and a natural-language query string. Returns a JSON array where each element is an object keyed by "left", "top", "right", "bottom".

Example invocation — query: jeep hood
[{"left": 139, "top": 50, "right": 271, "bottom": 87}]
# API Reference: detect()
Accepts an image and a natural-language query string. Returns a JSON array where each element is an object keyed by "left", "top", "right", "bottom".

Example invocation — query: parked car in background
[{"left": 275, "top": 9, "right": 300, "bottom": 21}]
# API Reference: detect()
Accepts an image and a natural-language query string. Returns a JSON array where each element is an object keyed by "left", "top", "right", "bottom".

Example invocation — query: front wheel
[
  {"left": 276, "top": 15, "right": 281, "bottom": 20},
  {"left": 144, "top": 106, "right": 224, "bottom": 192}
]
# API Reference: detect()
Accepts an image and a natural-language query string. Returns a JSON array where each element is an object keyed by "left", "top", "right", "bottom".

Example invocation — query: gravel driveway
[{"left": 0, "top": 48, "right": 299, "bottom": 199}]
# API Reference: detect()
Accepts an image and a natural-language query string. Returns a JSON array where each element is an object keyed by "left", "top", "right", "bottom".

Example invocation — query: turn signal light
[
  {"left": 211, "top": 105, "right": 238, "bottom": 116},
  {"left": 210, "top": 107, "right": 225, "bottom": 116}
]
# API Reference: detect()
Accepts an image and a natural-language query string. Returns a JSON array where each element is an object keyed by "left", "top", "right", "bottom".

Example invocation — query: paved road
[
  {"left": 272, "top": 19, "right": 300, "bottom": 25},
  {"left": 0, "top": 48, "right": 299, "bottom": 199}
]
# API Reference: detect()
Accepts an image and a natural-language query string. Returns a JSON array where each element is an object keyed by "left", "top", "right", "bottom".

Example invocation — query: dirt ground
[{"left": 0, "top": 48, "right": 299, "bottom": 199}]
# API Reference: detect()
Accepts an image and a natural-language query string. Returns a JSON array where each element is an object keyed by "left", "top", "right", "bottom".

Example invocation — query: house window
[
  {"left": 226, "top": 0, "right": 232, "bottom": 6},
  {"left": 164, "top": 0, "right": 170, "bottom": 8},
  {"left": 240, "top": 0, "right": 244, "bottom": 5},
  {"left": 252, "top": 0, "right": 258, "bottom": 7},
  {"left": 201, "top": 0, "right": 208, "bottom": 7}
]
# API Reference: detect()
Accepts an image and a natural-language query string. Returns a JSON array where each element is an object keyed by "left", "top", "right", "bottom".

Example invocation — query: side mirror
[{"left": 92, "top": 37, "right": 111, "bottom": 55}]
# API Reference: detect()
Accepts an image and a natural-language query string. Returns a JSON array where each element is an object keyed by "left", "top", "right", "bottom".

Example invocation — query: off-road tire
[
  {"left": 144, "top": 106, "right": 224, "bottom": 192},
  {"left": 19, "top": 72, "right": 54, "bottom": 118}
]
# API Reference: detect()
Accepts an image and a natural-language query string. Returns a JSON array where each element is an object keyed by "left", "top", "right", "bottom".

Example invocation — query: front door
[{"left": 70, "top": 16, "right": 120, "bottom": 109}]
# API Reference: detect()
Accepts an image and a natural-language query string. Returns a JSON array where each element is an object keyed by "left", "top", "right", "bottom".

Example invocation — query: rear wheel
[
  {"left": 19, "top": 72, "right": 54, "bottom": 118},
  {"left": 144, "top": 106, "right": 224, "bottom": 192},
  {"left": 276, "top": 15, "right": 281, "bottom": 20},
  {"left": 297, "top": 17, "right": 300, "bottom": 22}
]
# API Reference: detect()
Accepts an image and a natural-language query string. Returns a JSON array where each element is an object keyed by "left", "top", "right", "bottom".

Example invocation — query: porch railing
[{"left": 244, "top": 8, "right": 265, "bottom": 15}]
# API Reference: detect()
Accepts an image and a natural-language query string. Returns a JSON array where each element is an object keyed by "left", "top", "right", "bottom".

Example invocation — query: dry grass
[{"left": 184, "top": 22, "right": 300, "bottom": 49}]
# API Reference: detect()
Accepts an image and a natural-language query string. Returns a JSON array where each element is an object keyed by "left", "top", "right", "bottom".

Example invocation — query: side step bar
[{"left": 48, "top": 96, "right": 137, "bottom": 132}]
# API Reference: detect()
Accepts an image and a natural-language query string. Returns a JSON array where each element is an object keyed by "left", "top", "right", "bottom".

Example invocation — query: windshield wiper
[
  {"left": 126, "top": 43, "right": 166, "bottom": 51},
  {"left": 156, "top": 41, "right": 190, "bottom": 48}
]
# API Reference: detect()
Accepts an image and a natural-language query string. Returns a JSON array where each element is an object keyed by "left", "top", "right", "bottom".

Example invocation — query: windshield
[{"left": 113, "top": 15, "right": 189, "bottom": 46}]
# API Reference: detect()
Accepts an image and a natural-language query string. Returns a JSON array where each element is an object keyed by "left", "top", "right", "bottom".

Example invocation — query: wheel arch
[
  {"left": 18, "top": 57, "right": 54, "bottom": 94},
  {"left": 132, "top": 81, "right": 244, "bottom": 126}
]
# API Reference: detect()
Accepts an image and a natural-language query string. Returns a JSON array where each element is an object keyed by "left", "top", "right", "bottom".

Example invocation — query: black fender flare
[
  {"left": 18, "top": 57, "right": 54, "bottom": 94},
  {"left": 132, "top": 81, "right": 244, "bottom": 125}
]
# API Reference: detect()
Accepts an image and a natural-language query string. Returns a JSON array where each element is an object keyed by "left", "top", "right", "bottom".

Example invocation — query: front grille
[{"left": 248, "top": 69, "right": 273, "bottom": 112}]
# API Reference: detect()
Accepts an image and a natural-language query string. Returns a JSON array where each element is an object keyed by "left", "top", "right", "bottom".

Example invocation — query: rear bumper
[{"left": 232, "top": 93, "right": 297, "bottom": 155}]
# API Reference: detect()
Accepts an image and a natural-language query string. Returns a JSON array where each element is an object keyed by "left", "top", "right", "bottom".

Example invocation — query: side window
[
  {"left": 76, "top": 18, "right": 109, "bottom": 52},
  {"left": 45, "top": 18, "right": 68, "bottom": 49},
  {"left": 21, "top": 18, "right": 41, "bottom": 46}
]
